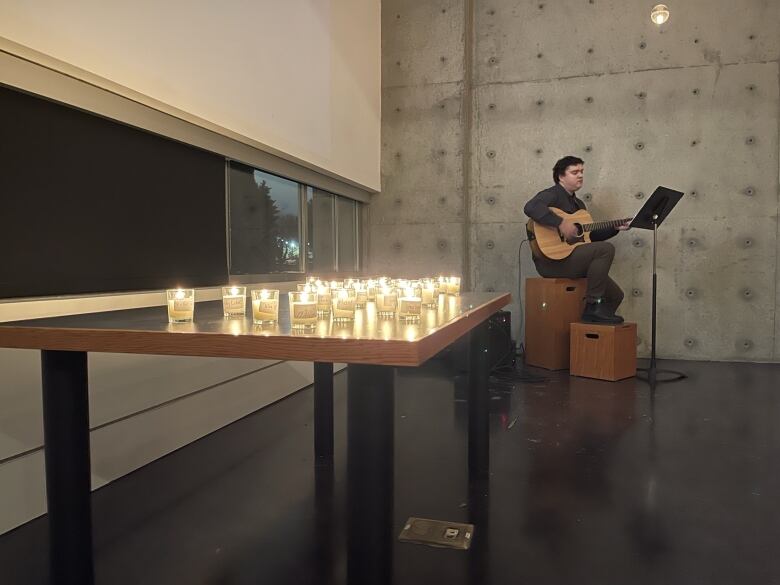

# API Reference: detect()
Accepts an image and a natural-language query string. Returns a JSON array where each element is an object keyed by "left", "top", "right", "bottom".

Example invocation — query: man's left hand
[{"left": 617, "top": 221, "right": 632, "bottom": 231}]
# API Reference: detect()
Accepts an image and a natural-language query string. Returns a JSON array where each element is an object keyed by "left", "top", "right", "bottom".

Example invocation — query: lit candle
[
  {"left": 398, "top": 286, "right": 422, "bottom": 322},
  {"left": 332, "top": 288, "right": 357, "bottom": 321},
  {"left": 447, "top": 276, "right": 461, "bottom": 296},
  {"left": 167, "top": 288, "right": 194, "bottom": 323},
  {"left": 376, "top": 287, "right": 398, "bottom": 317},
  {"left": 421, "top": 283, "right": 437, "bottom": 307},
  {"left": 316, "top": 285, "right": 332, "bottom": 315},
  {"left": 289, "top": 291, "right": 317, "bottom": 329},
  {"left": 222, "top": 285, "right": 246, "bottom": 317},
  {"left": 251, "top": 289, "right": 279, "bottom": 323},
  {"left": 353, "top": 282, "right": 368, "bottom": 308},
  {"left": 366, "top": 279, "right": 378, "bottom": 301}
]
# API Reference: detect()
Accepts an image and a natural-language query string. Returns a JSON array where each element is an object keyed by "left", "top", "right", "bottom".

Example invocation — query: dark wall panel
[{"left": 0, "top": 85, "right": 227, "bottom": 299}]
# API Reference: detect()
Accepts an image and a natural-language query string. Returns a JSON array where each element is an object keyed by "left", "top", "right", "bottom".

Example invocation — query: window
[
  {"left": 306, "top": 188, "right": 336, "bottom": 272},
  {"left": 336, "top": 197, "right": 358, "bottom": 271},
  {"left": 228, "top": 160, "right": 361, "bottom": 276},
  {"left": 228, "top": 162, "right": 301, "bottom": 274}
]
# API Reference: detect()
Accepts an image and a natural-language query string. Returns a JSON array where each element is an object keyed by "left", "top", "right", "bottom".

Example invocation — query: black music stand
[{"left": 629, "top": 186, "right": 686, "bottom": 386}]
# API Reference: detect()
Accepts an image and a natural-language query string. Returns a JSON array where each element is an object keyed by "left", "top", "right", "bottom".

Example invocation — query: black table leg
[
  {"left": 468, "top": 321, "right": 490, "bottom": 480},
  {"left": 41, "top": 350, "right": 94, "bottom": 585},
  {"left": 347, "top": 364, "right": 394, "bottom": 585},
  {"left": 314, "top": 362, "right": 334, "bottom": 464}
]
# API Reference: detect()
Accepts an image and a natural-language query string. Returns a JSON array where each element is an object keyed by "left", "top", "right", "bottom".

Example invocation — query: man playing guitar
[{"left": 524, "top": 156, "right": 631, "bottom": 324}]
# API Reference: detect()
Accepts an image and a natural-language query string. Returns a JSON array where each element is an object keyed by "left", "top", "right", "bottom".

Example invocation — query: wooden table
[{"left": 0, "top": 292, "right": 510, "bottom": 585}]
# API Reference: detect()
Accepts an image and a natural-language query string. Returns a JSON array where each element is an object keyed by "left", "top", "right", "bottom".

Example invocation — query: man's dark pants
[{"left": 533, "top": 241, "right": 624, "bottom": 312}]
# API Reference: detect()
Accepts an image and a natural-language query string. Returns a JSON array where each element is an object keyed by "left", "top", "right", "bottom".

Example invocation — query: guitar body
[{"left": 528, "top": 208, "right": 594, "bottom": 260}]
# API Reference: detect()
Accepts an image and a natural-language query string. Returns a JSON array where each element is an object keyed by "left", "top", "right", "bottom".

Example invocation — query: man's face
[{"left": 559, "top": 164, "right": 584, "bottom": 192}]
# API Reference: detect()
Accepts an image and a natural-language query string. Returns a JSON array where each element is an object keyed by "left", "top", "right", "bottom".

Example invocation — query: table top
[{"left": 0, "top": 292, "right": 510, "bottom": 366}]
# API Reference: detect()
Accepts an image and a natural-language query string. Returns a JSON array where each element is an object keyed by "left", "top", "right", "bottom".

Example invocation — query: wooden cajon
[
  {"left": 524, "top": 278, "right": 587, "bottom": 370},
  {"left": 569, "top": 322, "right": 637, "bottom": 381}
]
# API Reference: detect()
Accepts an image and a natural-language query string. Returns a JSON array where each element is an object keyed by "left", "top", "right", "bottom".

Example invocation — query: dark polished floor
[{"left": 2, "top": 357, "right": 780, "bottom": 584}]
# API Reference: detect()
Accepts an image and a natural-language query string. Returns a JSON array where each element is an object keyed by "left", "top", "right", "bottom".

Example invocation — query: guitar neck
[{"left": 582, "top": 217, "right": 632, "bottom": 232}]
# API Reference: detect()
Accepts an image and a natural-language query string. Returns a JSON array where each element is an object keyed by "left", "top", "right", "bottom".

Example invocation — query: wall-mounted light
[{"left": 651, "top": 4, "right": 670, "bottom": 25}]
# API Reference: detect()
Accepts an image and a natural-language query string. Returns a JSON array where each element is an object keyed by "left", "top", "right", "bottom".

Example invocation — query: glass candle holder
[
  {"left": 353, "top": 282, "right": 368, "bottom": 308},
  {"left": 315, "top": 285, "right": 332, "bottom": 315},
  {"left": 167, "top": 288, "right": 195, "bottom": 323},
  {"left": 222, "top": 285, "right": 246, "bottom": 318},
  {"left": 331, "top": 288, "right": 357, "bottom": 322},
  {"left": 447, "top": 276, "right": 461, "bottom": 296},
  {"left": 289, "top": 291, "right": 318, "bottom": 329},
  {"left": 421, "top": 283, "right": 438, "bottom": 307},
  {"left": 366, "top": 279, "right": 378, "bottom": 301},
  {"left": 375, "top": 287, "right": 398, "bottom": 318},
  {"left": 297, "top": 282, "right": 314, "bottom": 292},
  {"left": 397, "top": 286, "right": 422, "bottom": 322},
  {"left": 251, "top": 289, "right": 279, "bottom": 324}
]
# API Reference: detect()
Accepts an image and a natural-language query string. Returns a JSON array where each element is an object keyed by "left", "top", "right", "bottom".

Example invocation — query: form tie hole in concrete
[
  {"left": 748, "top": 34, "right": 755, "bottom": 40},
  {"left": 486, "top": 240, "right": 495, "bottom": 250},
  {"left": 396, "top": 61, "right": 401, "bottom": 67},
  {"left": 538, "top": 3, "right": 545, "bottom": 10},
  {"left": 691, "top": 140, "right": 699, "bottom": 147},
  {"left": 742, "top": 238, "right": 753, "bottom": 248},
  {"left": 690, "top": 190, "right": 697, "bottom": 197},
  {"left": 632, "top": 288, "right": 642, "bottom": 297},
  {"left": 585, "top": 96, "right": 594, "bottom": 103},
  {"left": 488, "top": 103, "right": 496, "bottom": 110},
  {"left": 438, "top": 149, "right": 447, "bottom": 156},
  {"left": 537, "top": 52, "right": 543, "bottom": 59},
  {"left": 437, "top": 240, "right": 448, "bottom": 251},
  {"left": 632, "top": 239, "right": 644, "bottom": 248},
  {"left": 394, "top": 198, "right": 402, "bottom": 206},
  {"left": 743, "top": 186, "right": 755, "bottom": 197},
  {"left": 693, "top": 38, "right": 700, "bottom": 44},
  {"left": 438, "top": 197, "right": 447, "bottom": 205},
  {"left": 747, "top": 84, "right": 756, "bottom": 92},
  {"left": 488, "top": 56, "right": 498, "bottom": 66},
  {"left": 587, "top": 47, "right": 594, "bottom": 54},
  {"left": 441, "top": 8, "right": 447, "bottom": 13},
  {"left": 485, "top": 286, "right": 495, "bottom": 293},
  {"left": 637, "top": 91, "right": 647, "bottom": 99},
  {"left": 582, "top": 193, "right": 592, "bottom": 202},
  {"left": 739, "top": 339, "right": 753, "bottom": 351},
  {"left": 584, "top": 145, "right": 592, "bottom": 152},
  {"left": 396, "top": 14, "right": 401, "bottom": 19},
  {"left": 392, "top": 242, "right": 403, "bottom": 252},
  {"left": 439, "top": 103, "right": 446, "bottom": 110},
  {"left": 635, "top": 141, "right": 645, "bottom": 150},
  {"left": 395, "top": 107, "right": 401, "bottom": 113},
  {"left": 486, "top": 196, "right": 496, "bottom": 205},
  {"left": 639, "top": 41, "right": 647, "bottom": 50},
  {"left": 692, "top": 88, "right": 700, "bottom": 96},
  {"left": 687, "top": 239, "right": 698, "bottom": 248},
  {"left": 440, "top": 56, "right": 447, "bottom": 63},
  {"left": 745, "top": 136, "right": 755, "bottom": 145},
  {"left": 486, "top": 150, "right": 496, "bottom": 159},
  {"left": 536, "top": 99, "right": 544, "bottom": 106},
  {"left": 686, "top": 288, "right": 697, "bottom": 299},
  {"left": 635, "top": 191, "right": 645, "bottom": 199},
  {"left": 535, "top": 148, "right": 543, "bottom": 156},
  {"left": 685, "top": 338, "right": 696, "bottom": 348},
  {"left": 742, "top": 288, "right": 753, "bottom": 300}
]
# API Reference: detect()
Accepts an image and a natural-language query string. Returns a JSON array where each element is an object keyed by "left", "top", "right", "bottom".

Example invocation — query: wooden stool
[
  {"left": 524, "top": 278, "right": 587, "bottom": 370},
  {"left": 570, "top": 322, "right": 637, "bottom": 381}
]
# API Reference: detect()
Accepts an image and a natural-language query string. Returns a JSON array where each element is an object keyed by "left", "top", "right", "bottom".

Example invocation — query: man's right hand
[{"left": 559, "top": 219, "right": 578, "bottom": 240}]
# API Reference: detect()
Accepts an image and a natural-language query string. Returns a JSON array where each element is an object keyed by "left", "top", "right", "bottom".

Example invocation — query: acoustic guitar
[{"left": 527, "top": 208, "right": 632, "bottom": 260}]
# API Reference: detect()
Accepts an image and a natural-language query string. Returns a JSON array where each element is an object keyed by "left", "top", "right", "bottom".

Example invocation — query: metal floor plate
[{"left": 398, "top": 517, "right": 474, "bottom": 550}]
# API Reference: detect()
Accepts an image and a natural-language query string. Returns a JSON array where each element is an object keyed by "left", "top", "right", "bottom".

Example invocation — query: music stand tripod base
[{"left": 629, "top": 186, "right": 687, "bottom": 386}]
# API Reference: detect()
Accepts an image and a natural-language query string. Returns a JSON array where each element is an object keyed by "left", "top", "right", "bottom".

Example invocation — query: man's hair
[{"left": 553, "top": 156, "right": 584, "bottom": 184}]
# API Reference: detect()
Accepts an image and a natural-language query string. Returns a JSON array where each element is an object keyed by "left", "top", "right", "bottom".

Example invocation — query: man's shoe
[{"left": 582, "top": 300, "right": 623, "bottom": 324}]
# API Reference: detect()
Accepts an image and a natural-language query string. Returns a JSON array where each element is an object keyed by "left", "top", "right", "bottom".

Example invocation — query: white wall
[{"left": 0, "top": 0, "right": 381, "bottom": 191}]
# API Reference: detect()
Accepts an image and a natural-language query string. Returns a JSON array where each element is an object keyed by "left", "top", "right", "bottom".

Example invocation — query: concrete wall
[{"left": 374, "top": 0, "right": 780, "bottom": 361}]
